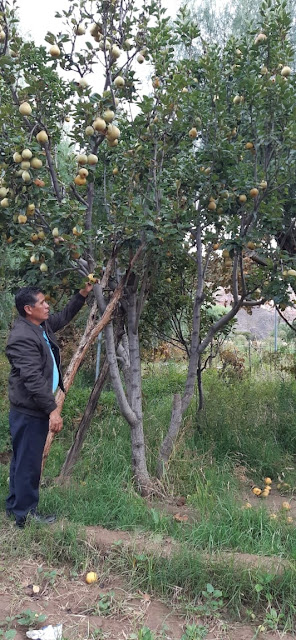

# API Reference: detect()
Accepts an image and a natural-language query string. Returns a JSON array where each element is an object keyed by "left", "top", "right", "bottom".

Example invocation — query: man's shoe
[
  {"left": 31, "top": 512, "right": 56, "bottom": 524},
  {"left": 15, "top": 512, "right": 56, "bottom": 528},
  {"left": 15, "top": 517, "right": 26, "bottom": 528}
]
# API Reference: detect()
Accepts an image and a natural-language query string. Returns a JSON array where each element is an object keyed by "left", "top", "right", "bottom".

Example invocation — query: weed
[
  {"left": 0, "top": 609, "right": 47, "bottom": 639},
  {"left": 263, "top": 607, "right": 284, "bottom": 631},
  {"left": 180, "top": 624, "right": 208, "bottom": 640},
  {"left": 0, "top": 631, "right": 16, "bottom": 640},
  {"left": 93, "top": 592, "right": 115, "bottom": 616},
  {"left": 1, "top": 362, "right": 296, "bottom": 629},
  {"left": 36, "top": 567, "right": 58, "bottom": 586},
  {"left": 193, "top": 583, "right": 223, "bottom": 617},
  {"left": 128, "top": 628, "right": 156, "bottom": 640}
]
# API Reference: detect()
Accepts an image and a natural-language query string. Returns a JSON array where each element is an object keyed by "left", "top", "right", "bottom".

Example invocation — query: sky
[
  {"left": 18, "top": 0, "right": 183, "bottom": 45},
  {"left": 17, "top": 0, "right": 184, "bottom": 97}
]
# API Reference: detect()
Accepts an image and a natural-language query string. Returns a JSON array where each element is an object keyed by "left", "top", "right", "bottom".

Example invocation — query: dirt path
[
  {"left": 0, "top": 515, "right": 295, "bottom": 640},
  {"left": 0, "top": 555, "right": 294, "bottom": 640}
]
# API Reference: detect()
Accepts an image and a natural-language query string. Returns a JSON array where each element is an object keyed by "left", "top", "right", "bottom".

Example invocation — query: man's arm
[{"left": 47, "top": 284, "right": 93, "bottom": 333}]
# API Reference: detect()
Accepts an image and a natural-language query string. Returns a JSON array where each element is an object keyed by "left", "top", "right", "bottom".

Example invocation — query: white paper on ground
[{"left": 26, "top": 624, "right": 63, "bottom": 640}]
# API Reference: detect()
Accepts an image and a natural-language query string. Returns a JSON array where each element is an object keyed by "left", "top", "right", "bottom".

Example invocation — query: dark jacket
[{"left": 6, "top": 293, "right": 86, "bottom": 418}]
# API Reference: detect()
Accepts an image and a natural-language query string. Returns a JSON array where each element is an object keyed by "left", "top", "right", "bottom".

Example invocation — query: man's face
[{"left": 24, "top": 292, "right": 50, "bottom": 325}]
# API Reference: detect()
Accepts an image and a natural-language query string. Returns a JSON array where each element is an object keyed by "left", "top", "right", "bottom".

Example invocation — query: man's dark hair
[{"left": 15, "top": 287, "right": 42, "bottom": 317}]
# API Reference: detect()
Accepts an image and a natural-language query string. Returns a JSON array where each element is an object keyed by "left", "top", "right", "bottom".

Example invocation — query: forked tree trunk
[
  {"left": 156, "top": 232, "right": 243, "bottom": 478},
  {"left": 103, "top": 316, "right": 152, "bottom": 495}
]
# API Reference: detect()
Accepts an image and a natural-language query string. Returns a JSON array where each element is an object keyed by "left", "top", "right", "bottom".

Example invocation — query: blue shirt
[{"left": 42, "top": 330, "right": 59, "bottom": 393}]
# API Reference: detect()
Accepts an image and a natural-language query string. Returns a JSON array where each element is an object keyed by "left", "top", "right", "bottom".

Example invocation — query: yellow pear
[
  {"left": 103, "top": 109, "right": 115, "bottom": 123},
  {"left": 18, "top": 214, "right": 27, "bottom": 224},
  {"left": 114, "top": 76, "right": 125, "bottom": 88},
  {"left": 85, "top": 571, "right": 98, "bottom": 584},
  {"left": 87, "top": 154, "right": 98, "bottom": 165},
  {"left": 21, "top": 161, "right": 31, "bottom": 170},
  {"left": 93, "top": 118, "right": 106, "bottom": 132},
  {"left": 78, "top": 78, "right": 89, "bottom": 89},
  {"left": 22, "top": 171, "right": 31, "bottom": 182},
  {"left": 106, "top": 124, "right": 120, "bottom": 141},
  {"left": 31, "top": 158, "right": 43, "bottom": 169},
  {"left": 111, "top": 45, "right": 121, "bottom": 59},
  {"left": 77, "top": 154, "right": 88, "bottom": 165},
  {"left": 36, "top": 130, "right": 48, "bottom": 144},
  {"left": 22, "top": 149, "right": 33, "bottom": 160},
  {"left": 49, "top": 45, "right": 60, "bottom": 58},
  {"left": 189, "top": 127, "right": 198, "bottom": 139},
  {"left": 76, "top": 25, "right": 86, "bottom": 35},
  {"left": 19, "top": 102, "right": 32, "bottom": 116},
  {"left": 281, "top": 66, "right": 291, "bottom": 77}
]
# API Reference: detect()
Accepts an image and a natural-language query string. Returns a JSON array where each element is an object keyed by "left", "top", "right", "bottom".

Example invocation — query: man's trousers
[{"left": 6, "top": 408, "right": 49, "bottom": 525}]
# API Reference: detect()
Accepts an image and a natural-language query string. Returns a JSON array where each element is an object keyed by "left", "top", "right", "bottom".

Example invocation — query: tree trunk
[
  {"left": 93, "top": 273, "right": 152, "bottom": 496},
  {"left": 127, "top": 289, "right": 151, "bottom": 494},
  {"left": 156, "top": 227, "right": 204, "bottom": 477},
  {"left": 117, "top": 334, "right": 131, "bottom": 403},
  {"left": 57, "top": 357, "right": 109, "bottom": 481},
  {"left": 103, "top": 316, "right": 152, "bottom": 496},
  {"left": 156, "top": 393, "right": 182, "bottom": 478},
  {"left": 197, "top": 356, "right": 204, "bottom": 412}
]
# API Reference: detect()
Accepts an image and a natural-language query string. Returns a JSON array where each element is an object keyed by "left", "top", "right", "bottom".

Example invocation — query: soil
[
  {"left": 0, "top": 516, "right": 294, "bottom": 640},
  {"left": 0, "top": 554, "right": 294, "bottom": 640},
  {"left": 0, "top": 451, "right": 12, "bottom": 465}
]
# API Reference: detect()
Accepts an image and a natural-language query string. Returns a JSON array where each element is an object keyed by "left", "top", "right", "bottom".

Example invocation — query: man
[{"left": 5, "top": 283, "right": 92, "bottom": 528}]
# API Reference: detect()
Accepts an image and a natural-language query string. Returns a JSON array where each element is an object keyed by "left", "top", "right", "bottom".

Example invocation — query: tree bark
[
  {"left": 117, "top": 336, "right": 131, "bottom": 403},
  {"left": 197, "top": 356, "right": 204, "bottom": 412},
  {"left": 42, "top": 243, "right": 145, "bottom": 471},
  {"left": 156, "top": 393, "right": 182, "bottom": 478},
  {"left": 127, "top": 289, "right": 151, "bottom": 494}
]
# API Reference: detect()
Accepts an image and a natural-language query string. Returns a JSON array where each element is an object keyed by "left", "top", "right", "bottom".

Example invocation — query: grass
[
  {"left": 1, "top": 352, "right": 296, "bottom": 627},
  {"left": 111, "top": 547, "right": 296, "bottom": 631}
]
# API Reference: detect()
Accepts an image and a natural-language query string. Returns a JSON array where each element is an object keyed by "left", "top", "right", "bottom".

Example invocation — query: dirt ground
[{"left": 0, "top": 524, "right": 294, "bottom": 640}]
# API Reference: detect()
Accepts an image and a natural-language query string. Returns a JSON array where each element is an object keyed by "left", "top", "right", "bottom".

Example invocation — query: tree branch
[{"left": 44, "top": 142, "right": 62, "bottom": 202}]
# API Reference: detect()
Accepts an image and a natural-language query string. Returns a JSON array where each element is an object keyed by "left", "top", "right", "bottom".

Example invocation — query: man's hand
[
  {"left": 79, "top": 282, "right": 93, "bottom": 298},
  {"left": 49, "top": 408, "right": 63, "bottom": 433}
]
